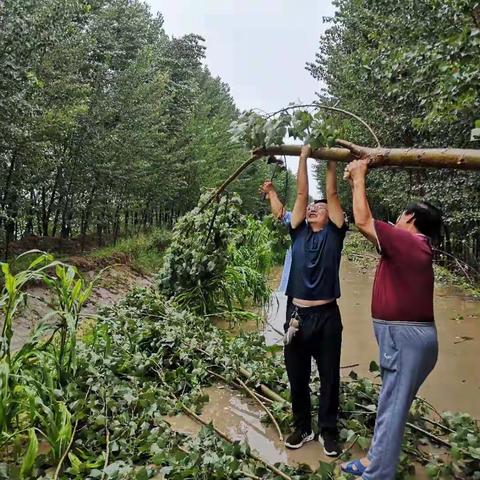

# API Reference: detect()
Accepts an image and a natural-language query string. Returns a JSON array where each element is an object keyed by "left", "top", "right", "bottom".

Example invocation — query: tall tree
[
  {"left": 0, "top": 0, "right": 274, "bottom": 256},
  {"left": 308, "top": 0, "right": 480, "bottom": 267}
]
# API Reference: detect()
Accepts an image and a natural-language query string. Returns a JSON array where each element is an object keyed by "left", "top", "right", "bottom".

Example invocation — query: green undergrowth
[
  {"left": 2, "top": 283, "right": 480, "bottom": 478},
  {"left": 2, "top": 229, "right": 171, "bottom": 284},
  {"left": 157, "top": 194, "right": 275, "bottom": 321},
  {"left": 1, "top": 197, "right": 479, "bottom": 479},
  {"left": 342, "top": 230, "right": 378, "bottom": 273},
  {"left": 434, "top": 265, "right": 480, "bottom": 299},
  {"left": 91, "top": 229, "right": 171, "bottom": 274}
]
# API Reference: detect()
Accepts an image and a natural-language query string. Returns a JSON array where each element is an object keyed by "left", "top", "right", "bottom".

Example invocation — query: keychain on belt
[{"left": 283, "top": 306, "right": 301, "bottom": 345}]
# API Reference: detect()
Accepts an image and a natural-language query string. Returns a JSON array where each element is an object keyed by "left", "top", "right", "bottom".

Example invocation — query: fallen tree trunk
[
  {"left": 255, "top": 140, "right": 480, "bottom": 170},
  {"left": 201, "top": 140, "right": 480, "bottom": 209}
]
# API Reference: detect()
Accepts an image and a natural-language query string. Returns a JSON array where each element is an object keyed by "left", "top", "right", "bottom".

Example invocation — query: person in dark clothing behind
[
  {"left": 283, "top": 145, "right": 347, "bottom": 457},
  {"left": 341, "top": 158, "right": 442, "bottom": 480}
]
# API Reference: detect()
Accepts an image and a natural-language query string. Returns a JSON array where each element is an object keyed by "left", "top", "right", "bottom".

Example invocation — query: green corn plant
[
  {"left": 37, "top": 400, "right": 72, "bottom": 462},
  {"left": 42, "top": 264, "right": 94, "bottom": 385},
  {"left": 0, "top": 359, "right": 11, "bottom": 435},
  {"left": 1, "top": 251, "right": 64, "bottom": 361},
  {"left": 0, "top": 252, "right": 62, "bottom": 433},
  {"left": 19, "top": 427, "right": 39, "bottom": 479},
  {"left": 221, "top": 216, "right": 274, "bottom": 318}
]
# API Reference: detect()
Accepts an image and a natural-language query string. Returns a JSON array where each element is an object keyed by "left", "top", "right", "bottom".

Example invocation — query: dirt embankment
[
  {"left": 5, "top": 234, "right": 109, "bottom": 258},
  {"left": 11, "top": 255, "right": 153, "bottom": 352}
]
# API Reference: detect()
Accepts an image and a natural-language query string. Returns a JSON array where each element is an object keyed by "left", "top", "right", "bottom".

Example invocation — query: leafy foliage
[
  {"left": 1, "top": 250, "right": 480, "bottom": 478},
  {"left": 157, "top": 194, "right": 273, "bottom": 318},
  {"left": 0, "top": 0, "right": 271, "bottom": 257},
  {"left": 230, "top": 107, "right": 339, "bottom": 150},
  {"left": 92, "top": 228, "right": 172, "bottom": 274},
  {"left": 308, "top": 0, "right": 480, "bottom": 270}
]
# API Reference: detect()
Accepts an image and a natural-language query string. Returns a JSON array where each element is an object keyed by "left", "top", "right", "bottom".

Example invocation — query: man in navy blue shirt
[{"left": 283, "top": 145, "right": 347, "bottom": 456}]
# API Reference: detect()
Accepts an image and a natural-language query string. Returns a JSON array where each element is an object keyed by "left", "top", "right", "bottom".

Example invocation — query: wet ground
[
  {"left": 168, "top": 258, "right": 480, "bottom": 476},
  {"left": 165, "top": 386, "right": 430, "bottom": 478},
  {"left": 165, "top": 385, "right": 346, "bottom": 471},
  {"left": 11, "top": 264, "right": 152, "bottom": 352},
  {"left": 10, "top": 254, "right": 479, "bottom": 476},
  {"left": 267, "top": 259, "right": 480, "bottom": 418}
]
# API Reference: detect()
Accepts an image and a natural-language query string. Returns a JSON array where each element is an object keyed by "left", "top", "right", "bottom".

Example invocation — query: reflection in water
[
  {"left": 165, "top": 386, "right": 335, "bottom": 470},
  {"left": 165, "top": 385, "right": 431, "bottom": 477}
]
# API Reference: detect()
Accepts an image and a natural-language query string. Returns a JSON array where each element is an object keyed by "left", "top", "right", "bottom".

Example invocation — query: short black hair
[
  {"left": 314, "top": 199, "right": 328, "bottom": 204},
  {"left": 405, "top": 201, "right": 443, "bottom": 242}
]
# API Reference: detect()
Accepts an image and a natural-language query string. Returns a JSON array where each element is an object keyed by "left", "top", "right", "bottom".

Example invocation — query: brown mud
[{"left": 11, "top": 262, "right": 152, "bottom": 352}]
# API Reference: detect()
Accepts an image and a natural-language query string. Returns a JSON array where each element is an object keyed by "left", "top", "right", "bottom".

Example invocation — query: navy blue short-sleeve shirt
[{"left": 285, "top": 220, "right": 347, "bottom": 301}]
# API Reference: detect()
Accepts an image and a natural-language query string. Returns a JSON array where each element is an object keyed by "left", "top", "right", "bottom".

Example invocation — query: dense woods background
[
  {"left": 1, "top": 0, "right": 479, "bottom": 271},
  {"left": 0, "top": 0, "right": 293, "bottom": 258},
  {"left": 310, "top": 0, "right": 480, "bottom": 269}
]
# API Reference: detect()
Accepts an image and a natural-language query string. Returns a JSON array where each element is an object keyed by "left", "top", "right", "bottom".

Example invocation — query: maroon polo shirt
[{"left": 372, "top": 220, "right": 434, "bottom": 322}]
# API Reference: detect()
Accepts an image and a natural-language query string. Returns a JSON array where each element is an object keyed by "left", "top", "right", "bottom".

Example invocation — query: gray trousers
[{"left": 363, "top": 319, "right": 438, "bottom": 480}]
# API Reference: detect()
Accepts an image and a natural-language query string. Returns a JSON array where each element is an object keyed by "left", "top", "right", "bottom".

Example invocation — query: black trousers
[{"left": 284, "top": 301, "right": 343, "bottom": 433}]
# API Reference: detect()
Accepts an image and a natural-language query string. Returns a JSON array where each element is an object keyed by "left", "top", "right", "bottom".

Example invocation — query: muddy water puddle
[
  {"left": 165, "top": 385, "right": 351, "bottom": 471},
  {"left": 165, "top": 385, "right": 431, "bottom": 478},
  {"left": 340, "top": 259, "right": 480, "bottom": 418},
  {"left": 265, "top": 259, "right": 480, "bottom": 418}
]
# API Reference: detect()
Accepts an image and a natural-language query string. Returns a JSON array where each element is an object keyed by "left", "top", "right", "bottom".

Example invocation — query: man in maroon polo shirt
[{"left": 340, "top": 159, "right": 442, "bottom": 480}]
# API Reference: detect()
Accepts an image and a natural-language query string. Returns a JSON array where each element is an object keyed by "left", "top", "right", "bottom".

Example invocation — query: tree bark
[
  {"left": 52, "top": 207, "right": 60, "bottom": 237},
  {"left": 44, "top": 166, "right": 62, "bottom": 236},
  {"left": 255, "top": 141, "right": 480, "bottom": 170},
  {"left": 201, "top": 141, "right": 480, "bottom": 211},
  {"left": 80, "top": 184, "right": 97, "bottom": 250},
  {"left": 41, "top": 186, "right": 48, "bottom": 236},
  {"left": 96, "top": 217, "right": 104, "bottom": 247},
  {"left": 1, "top": 151, "right": 17, "bottom": 209},
  {"left": 112, "top": 203, "right": 120, "bottom": 245},
  {"left": 124, "top": 210, "right": 129, "bottom": 236}
]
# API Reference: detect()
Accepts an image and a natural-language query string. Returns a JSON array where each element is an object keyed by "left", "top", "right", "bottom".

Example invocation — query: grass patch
[
  {"left": 91, "top": 228, "right": 171, "bottom": 274},
  {"left": 434, "top": 264, "right": 480, "bottom": 299},
  {"left": 1, "top": 229, "right": 171, "bottom": 287}
]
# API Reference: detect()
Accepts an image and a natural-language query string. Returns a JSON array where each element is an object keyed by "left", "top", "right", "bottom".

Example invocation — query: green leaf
[
  {"left": 357, "top": 436, "right": 370, "bottom": 449},
  {"left": 136, "top": 467, "right": 149, "bottom": 480},
  {"left": 20, "top": 428, "right": 39, "bottom": 479},
  {"left": 0, "top": 263, "right": 8, "bottom": 276},
  {"left": 28, "top": 254, "right": 49, "bottom": 271},
  {"left": 369, "top": 360, "right": 380, "bottom": 373},
  {"left": 67, "top": 452, "right": 83, "bottom": 474}
]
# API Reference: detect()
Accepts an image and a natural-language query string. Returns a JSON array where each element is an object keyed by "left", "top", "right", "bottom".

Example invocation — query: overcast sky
[{"left": 146, "top": 0, "right": 336, "bottom": 197}]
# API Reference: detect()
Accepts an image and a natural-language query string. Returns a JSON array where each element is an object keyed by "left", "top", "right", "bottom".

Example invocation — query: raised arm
[
  {"left": 261, "top": 181, "right": 284, "bottom": 219},
  {"left": 326, "top": 161, "right": 345, "bottom": 228},
  {"left": 344, "top": 159, "right": 378, "bottom": 245},
  {"left": 291, "top": 145, "right": 311, "bottom": 229}
]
